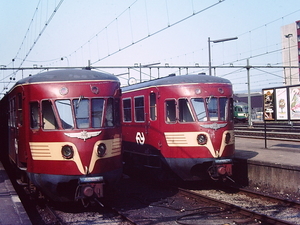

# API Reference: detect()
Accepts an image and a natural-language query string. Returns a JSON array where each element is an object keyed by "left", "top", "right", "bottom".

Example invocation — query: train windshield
[
  {"left": 191, "top": 97, "right": 231, "bottom": 122},
  {"left": 191, "top": 98, "right": 206, "bottom": 121},
  {"left": 73, "top": 98, "right": 90, "bottom": 128},
  {"left": 54, "top": 97, "right": 116, "bottom": 129},
  {"left": 55, "top": 100, "right": 74, "bottom": 129}
]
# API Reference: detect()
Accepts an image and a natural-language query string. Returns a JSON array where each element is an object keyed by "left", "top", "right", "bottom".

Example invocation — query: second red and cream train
[{"left": 121, "top": 74, "right": 235, "bottom": 181}]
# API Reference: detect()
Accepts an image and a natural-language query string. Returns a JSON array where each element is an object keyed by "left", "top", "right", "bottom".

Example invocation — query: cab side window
[
  {"left": 30, "top": 102, "right": 40, "bottom": 129},
  {"left": 166, "top": 99, "right": 176, "bottom": 123},
  {"left": 104, "top": 98, "right": 114, "bottom": 127}
]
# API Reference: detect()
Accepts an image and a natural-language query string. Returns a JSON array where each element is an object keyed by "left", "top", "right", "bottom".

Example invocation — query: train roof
[
  {"left": 15, "top": 69, "right": 119, "bottom": 86},
  {"left": 122, "top": 74, "right": 231, "bottom": 92}
]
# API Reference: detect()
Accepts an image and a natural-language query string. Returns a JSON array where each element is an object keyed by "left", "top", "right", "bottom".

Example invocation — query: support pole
[
  {"left": 264, "top": 120, "right": 267, "bottom": 149},
  {"left": 247, "top": 59, "right": 253, "bottom": 128},
  {"left": 208, "top": 37, "right": 212, "bottom": 76}
]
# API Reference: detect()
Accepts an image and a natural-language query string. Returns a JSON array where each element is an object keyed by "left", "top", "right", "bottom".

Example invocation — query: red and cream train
[
  {"left": 0, "top": 69, "right": 122, "bottom": 203},
  {"left": 121, "top": 74, "right": 235, "bottom": 181},
  {"left": 0, "top": 70, "right": 235, "bottom": 203}
]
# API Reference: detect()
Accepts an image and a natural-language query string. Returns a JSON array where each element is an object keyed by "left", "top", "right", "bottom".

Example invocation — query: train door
[
  {"left": 8, "top": 93, "right": 26, "bottom": 168},
  {"left": 133, "top": 95, "right": 146, "bottom": 145},
  {"left": 16, "top": 93, "right": 27, "bottom": 168},
  {"left": 148, "top": 90, "right": 163, "bottom": 149},
  {"left": 146, "top": 91, "right": 162, "bottom": 168},
  {"left": 149, "top": 92, "right": 158, "bottom": 135},
  {"left": 134, "top": 93, "right": 158, "bottom": 146},
  {"left": 8, "top": 96, "right": 17, "bottom": 163}
]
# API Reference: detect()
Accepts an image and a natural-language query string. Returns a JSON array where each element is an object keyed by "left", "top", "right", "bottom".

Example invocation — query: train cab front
[{"left": 75, "top": 176, "right": 105, "bottom": 205}]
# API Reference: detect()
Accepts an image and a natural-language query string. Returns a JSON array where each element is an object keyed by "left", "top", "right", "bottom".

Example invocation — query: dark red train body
[
  {"left": 0, "top": 69, "right": 122, "bottom": 202},
  {"left": 121, "top": 74, "right": 235, "bottom": 181}
]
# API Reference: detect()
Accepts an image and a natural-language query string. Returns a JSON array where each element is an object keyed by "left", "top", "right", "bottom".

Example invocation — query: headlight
[
  {"left": 97, "top": 143, "right": 106, "bottom": 157},
  {"left": 61, "top": 145, "right": 74, "bottom": 159},
  {"left": 225, "top": 133, "right": 231, "bottom": 144},
  {"left": 197, "top": 134, "right": 207, "bottom": 145}
]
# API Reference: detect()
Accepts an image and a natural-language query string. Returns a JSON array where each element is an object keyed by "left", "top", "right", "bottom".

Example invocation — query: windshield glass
[
  {"left": 191, "top": 98, "right": 207, "bottom": 121},
  {"left": 206, "top": 97, "right": 218, "bottom": 121},
  {"left": 55, "top": 100, "right": 74, "bottom": 129},
  {"left": 73, "top": 98, "right": 89, "bottom": 128},
  {"left": 55, "top": 97, "right": 113, "bottom": 129},
  {"left": 91, "top": 98, "right": 104, "bottom": 128},
  {"left": 191, "top": 97, "right": 231, "bottom": 122},
  {"left": 179, "top": 99, "right": 194, "bottom": 122}
]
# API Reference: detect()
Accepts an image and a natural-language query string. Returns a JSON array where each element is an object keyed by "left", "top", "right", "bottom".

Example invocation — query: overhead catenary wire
[
  {"left": 1, "top": 1, "right": 299, "bottom": 95},
  {"left": 2, "top": 0, "right": 65, "bottom": 92},
  {"left": 13, "top": 0, "right": 65, "bottom": 70},
  {"left": 91, "top": 0, "right": 225, "bottom": 65}
]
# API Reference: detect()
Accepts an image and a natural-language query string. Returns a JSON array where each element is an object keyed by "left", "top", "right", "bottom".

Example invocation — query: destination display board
[{"left": 263, "top": 85, "right": 300, "bottom": 121}]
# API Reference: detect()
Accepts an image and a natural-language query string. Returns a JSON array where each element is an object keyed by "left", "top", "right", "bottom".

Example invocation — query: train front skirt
[
  {"left": 165, "top": 157, "right": 233, "bottom": 181},
  {"left": 27, "top": 168, "right": 122, "bottom": 202}
]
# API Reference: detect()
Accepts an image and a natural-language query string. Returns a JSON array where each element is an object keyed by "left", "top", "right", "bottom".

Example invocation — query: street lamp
[
  {"left": 208, "top": 37, "right": 238, "bottom": 76},
  {"left": 285, "top": 33, "right": 293, "bottom": 85},
  {"left": 61, "top": 56, "right": 69, "bottom": 67}
]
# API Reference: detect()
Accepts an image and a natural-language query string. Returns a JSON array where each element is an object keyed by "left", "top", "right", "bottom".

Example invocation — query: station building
[{"left": 281, "top": 20, "right": 300, "bottom": 85}]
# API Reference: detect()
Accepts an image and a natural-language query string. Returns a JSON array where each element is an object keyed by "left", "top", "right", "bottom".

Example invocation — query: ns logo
[{"left": 136, "top": 132, "right": 145, "bottom": 145}]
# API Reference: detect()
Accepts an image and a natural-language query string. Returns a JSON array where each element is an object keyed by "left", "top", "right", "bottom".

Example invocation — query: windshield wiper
[{"left": 76, "top": 95, "right": 84, "bottom": 108}]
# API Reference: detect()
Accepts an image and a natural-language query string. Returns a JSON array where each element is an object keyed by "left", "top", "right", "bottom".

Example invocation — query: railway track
[
  {"left": 84, "top": 177, "right": 300, "bottom": 225},
  {"left": 4, "top": 159, "right": 133, "bottom": 225},
  {"left": 234, "top": 122, "right": 300, "bottom": 141},
  {"left": 186, "top": 184, "right": 300, "bottom": 225},
  {"left": 35, "top": 201, "right": 134, "bottom": 225},
  {"left": 12, "top": 171, "right": 300, "bottom": 224}
]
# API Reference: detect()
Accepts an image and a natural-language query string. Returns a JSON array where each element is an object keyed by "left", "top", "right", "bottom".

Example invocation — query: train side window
[
  {"left": 55, "top": 100, "right": 74, "bottom": 129},
  {"left": 123, "top": 98, "right": 132, "bottom": 122},
  {"left": 42, "top": 100, "right": 59, "bottom": 130},
  {"left": 191, "top": 98, "right": 207, "bottom": 121},
  {"left": 219, "top": 97, "right": 228, "bottom": 121},
  {"left": 206, "top": 97, "right": 218, "bottom": 121},
  {"left": 91, "top": 98, "right": 104, "bottom": 128},
  {"left": 30, "top": 102, "right": 40, "bottom": 129},
  {"left": 104, "top": 98, "right": 114, "bottom": 127},
  {"left": 17, "top": 93, "right": 23, "bottom": 126},
  {"left": 73, "top": 98, "right": 89, "bottom": 129},
  {"left": 134, "top": 96, "right": 145, "bottom": 122},
  {"left": 150, "top": 93, "right": 157, "bottom": 121},
  {"left": 165, "top": 100, "right": 176, "bottom": 123},
  {"left": 179, "top": 99, "right": 194, "bottom": 122}
]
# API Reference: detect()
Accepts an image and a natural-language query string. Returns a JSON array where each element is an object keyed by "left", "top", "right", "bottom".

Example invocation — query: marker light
[
  {"left": 195, "top": 88, "right": 201, "bottom": 95},
  {"left": 59, "top": 87, "right": 69, "bottom": 95}
]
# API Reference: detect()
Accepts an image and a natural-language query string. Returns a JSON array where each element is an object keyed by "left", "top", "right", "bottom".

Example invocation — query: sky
[{"left": 1, "top": 0, "right": 300, "bottom": 93}]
